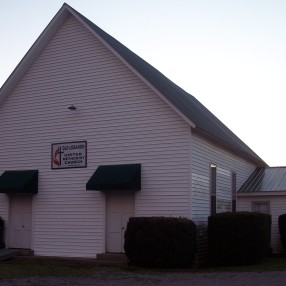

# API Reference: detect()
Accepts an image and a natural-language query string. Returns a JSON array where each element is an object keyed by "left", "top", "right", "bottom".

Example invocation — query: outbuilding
[
  {"left": 238, "top": 167, "right": 286, "bottom": 253},
  {"left": 0, "top": 4, "right": 270, "bottom": 258}
]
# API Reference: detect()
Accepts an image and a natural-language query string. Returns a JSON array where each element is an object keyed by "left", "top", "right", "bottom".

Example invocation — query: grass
[
  {"left": 196, "top": 255, "right": 286, "bottom": 273},
  {"left": 0, "top": 257, "right": 96, "bottom": 279},
  {"left": 122, "top": 255, "right": 286, "bottom": 274},
  {"left": 1, "top": 255, "right": 286, "bottom": 280}
]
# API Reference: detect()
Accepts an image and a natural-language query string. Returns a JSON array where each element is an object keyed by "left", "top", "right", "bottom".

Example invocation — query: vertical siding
[
  {"left": 191, "top": 133, "right": 256, "bottom": 222},
  {"left": 0, "top": 15, "right": 191, "bottom": 257},
  {"left": 238, "top": 195, "right": 286, "bottom": 253}
]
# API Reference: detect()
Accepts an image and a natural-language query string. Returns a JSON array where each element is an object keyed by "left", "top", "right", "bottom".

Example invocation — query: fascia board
[
  {"left": 0, "top": 6, "right": 70, "bottom": 107},
  {"left": 237, "top": 191, "right": 286, "bottom": 197},
  {"left": 67, "top": 6, "right": 196, "bottom": 129},
  {"left": 193, "top": 128, "right": 268, "bottom": 167}
]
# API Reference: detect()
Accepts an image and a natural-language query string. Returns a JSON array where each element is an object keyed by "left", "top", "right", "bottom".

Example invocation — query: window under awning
[
  {"left": 0, "top": 170, "right": 38, "bottom": 194},
  {"left": 86, "top": 164, "right": 141, "bottom": 191}
]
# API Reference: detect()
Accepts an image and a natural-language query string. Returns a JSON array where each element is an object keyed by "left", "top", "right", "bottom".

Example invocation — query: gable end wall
[{"left": 0, "top": 15, "right": 192, "bottom": 257}]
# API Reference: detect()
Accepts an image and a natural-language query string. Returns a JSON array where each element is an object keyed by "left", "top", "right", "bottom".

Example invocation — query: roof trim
[
  {"left": 193, "top": 128, "right": 267, "bottom": 167},
  {"left": 0, "top": 4, "right": 267, "bottom": 167},
  {"left": 0, "top": 3, "right": 196, "bottom": 128},
  {"left": 66, "top": 5, "right": 266, "bottom": 166},
  {"left": 0, "top": 4, "right": 70, "bottom": 107},
  {"left": 66, "top": 5, "right": 196, "bottom": 128},
  {"left": 238, "top": 191, "right": 286, "bottom": 197}
]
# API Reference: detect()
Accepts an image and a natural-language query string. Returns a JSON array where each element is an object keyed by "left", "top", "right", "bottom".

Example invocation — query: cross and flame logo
[{"left": 53, "top": 147, "right": 62, "bottom": 167}]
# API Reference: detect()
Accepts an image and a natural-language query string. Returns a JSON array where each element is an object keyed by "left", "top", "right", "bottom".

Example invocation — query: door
[
  {"left": 106, "top": 192, "right": 135, "bottom": 253},
  {"left": 9, "top": 195, "right": 32, "bottom": 249}
]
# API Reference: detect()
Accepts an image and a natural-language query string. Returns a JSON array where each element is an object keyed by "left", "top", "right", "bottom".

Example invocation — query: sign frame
[{"left": 51, "top": 141, "right": 87, "bottom": 170}]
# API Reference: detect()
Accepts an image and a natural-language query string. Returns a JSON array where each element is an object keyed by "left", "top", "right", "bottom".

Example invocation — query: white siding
[
  {"left": 0, "top": 15, "right": 191, "bottom": 257},
  {"left": 191, "top": 133, "right": 256, "bottom": 222},
  {"left": 217, "top": 167, "right": 232, "bottom": 213},
  {"left": 0, "top": 195, "right": 9, "bottom": 219},
  {"left": 238, "top": 195, "right": 286, "bottom": 253},
  {"left": 0, "top": 194, "right": 9, "bottom": 244}
]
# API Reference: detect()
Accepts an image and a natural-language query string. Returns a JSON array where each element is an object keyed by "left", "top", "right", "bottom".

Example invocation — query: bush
[
  {"left": 0, "top": 217, "right": 5, "bottom": 249},
  {"left": 124, "top": 216, "right": 197, "bottom": 268},
  {"left": 208, "top": 212, "right": 271, "bottom": 266},
  {"left": 278, "top": 214, "right": 286, "bottom": 252}
]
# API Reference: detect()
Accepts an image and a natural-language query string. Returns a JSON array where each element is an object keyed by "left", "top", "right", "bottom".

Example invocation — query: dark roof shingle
[{"left": 71, "top": 5, "right": 266, "bottom": 166}]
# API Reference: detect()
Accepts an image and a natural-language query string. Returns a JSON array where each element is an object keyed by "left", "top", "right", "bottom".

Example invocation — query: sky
[{"left": 1, "top": 0, "right": 286, "bottom": 166}]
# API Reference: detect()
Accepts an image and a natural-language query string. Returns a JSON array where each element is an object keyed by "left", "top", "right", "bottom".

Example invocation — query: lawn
[
  {"left": 0, "top": 257, "right": 96, "bottom": 279},
  {"left": 197, "top": 255, "right": 286, "bottom": 273},
  {"left": 1, "top": 255, "right": 286, "bottom": 280}
]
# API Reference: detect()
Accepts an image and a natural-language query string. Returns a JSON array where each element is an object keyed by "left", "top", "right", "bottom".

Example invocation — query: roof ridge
[
  {"left": 69, "top": 6, "right": 267, "bottom": 166},
  {"left": 0, "top": 4, "right": 267, "bottom": 166}
]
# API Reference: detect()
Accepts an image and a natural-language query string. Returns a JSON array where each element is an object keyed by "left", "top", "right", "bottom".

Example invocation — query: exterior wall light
[{"left": 68, "top": 105, "right": 77, "bottom": 111}]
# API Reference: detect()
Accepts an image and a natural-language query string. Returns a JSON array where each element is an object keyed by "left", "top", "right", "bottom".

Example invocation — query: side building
[{"left": 238, "top": 167, "right": 286, "bottom": 253}]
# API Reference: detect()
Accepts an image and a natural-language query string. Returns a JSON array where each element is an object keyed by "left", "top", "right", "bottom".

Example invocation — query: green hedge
[
  {"left": 278, "top": 214, "right": 286, "bottom": 253},
  {"left": 208, "top": 212, "right": 271, "bottom": 266},
  {"left": 0, "top": 217, "right": 5, "bottom": 249},
  {"left": 124, "top": 217, "right": 197, "bottom": 268}
]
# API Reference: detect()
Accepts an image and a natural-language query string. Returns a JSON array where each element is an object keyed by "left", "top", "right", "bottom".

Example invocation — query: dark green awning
[
  {"left": 86, "top": 164, "right": 141, "bottom": 191},
  {"left": 0, "top": 170, "right": 38, "bottom": 194}
]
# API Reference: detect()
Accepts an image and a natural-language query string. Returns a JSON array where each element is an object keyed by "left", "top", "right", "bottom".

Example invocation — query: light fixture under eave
[{"left": 68, "top": 105, "right": 77, "bottom": 111}]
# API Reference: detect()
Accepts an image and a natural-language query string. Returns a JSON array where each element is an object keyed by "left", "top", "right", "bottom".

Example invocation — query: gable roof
[
  {"left": 0, "top": 3, "right": 267, "bottom": 167},
  {"left": 239, "top": 167, "right": 286, "bottom": 193}
]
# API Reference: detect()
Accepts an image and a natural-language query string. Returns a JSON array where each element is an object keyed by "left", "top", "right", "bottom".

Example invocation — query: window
[
  {"left": 252, "top": 201, "right": 270, "bottom": 214},
  {"left": 210, "top": 164, "right": 217, "bottom": 215}
]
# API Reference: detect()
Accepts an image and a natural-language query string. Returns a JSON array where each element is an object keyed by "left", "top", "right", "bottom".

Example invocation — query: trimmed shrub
[
  {"left": 124, "top": 216, "right": 197, "bottom": 268},
  {"left": 208, "top": 212, "right": 271, "bottom": 266},
  {"left": 0, "top": 217, "right": 5, "bottom": 249},
  {"left": 278, "top": 214, "right": 286, "bottom": 252}
]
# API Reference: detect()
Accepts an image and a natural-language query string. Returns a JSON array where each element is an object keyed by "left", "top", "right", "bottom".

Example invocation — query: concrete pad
[{"left": 0, "top": 249, "right": 20, "bottom": 261}]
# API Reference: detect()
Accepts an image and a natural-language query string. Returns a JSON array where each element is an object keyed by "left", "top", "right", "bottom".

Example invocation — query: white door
[
  {"left": 106, "top": 192, "right": 135, "bottom": 253},
  {"left": 9, "top": 195, "right": 32, "bottom": 249}
]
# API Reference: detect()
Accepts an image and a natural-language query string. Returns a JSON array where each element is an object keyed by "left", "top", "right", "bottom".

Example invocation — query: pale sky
[{"left": 1, "top": 0, "right": 286, "bottom": 166}]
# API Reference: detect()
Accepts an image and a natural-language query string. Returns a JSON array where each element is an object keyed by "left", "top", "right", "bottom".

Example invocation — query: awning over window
[
  {"left": 86, "top": 164, "right": 141, "bottom": 191},
  {"left": 0, "top": 170, "right": 38, "bottom": 194}
]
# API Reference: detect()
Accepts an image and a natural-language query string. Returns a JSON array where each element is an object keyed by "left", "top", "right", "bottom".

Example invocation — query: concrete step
[
  {"left": 97, "top": 253, "right": 127, "bottom": 263},
  {"left": 0, "top": 249, "right": 20, "bottom": 261},
  {"left": 18, "top": 249, "right": 34, "bottom": 256}
]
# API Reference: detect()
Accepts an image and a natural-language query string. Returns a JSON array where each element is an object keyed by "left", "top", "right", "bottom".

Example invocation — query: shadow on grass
[
  {"left": 198, "top": 255, "right": 286, "bottom": 273},
  {"left": 120, "top": 255, "right": 286, "bottom": 274},
  {"left": 1, "top": 255, "right": 286, "bottom": 279}
]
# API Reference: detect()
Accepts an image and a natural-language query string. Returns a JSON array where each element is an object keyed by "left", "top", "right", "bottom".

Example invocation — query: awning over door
[
  {"left": 86, "top": 164, "right": 141, "bottom": 191},
  {"left": 0, "top": 170, "right": 38, "bottom": 194}
]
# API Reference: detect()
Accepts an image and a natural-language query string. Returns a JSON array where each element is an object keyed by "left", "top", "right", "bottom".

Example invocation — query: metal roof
[
  {"left": 239, "top": 167, "right": 286, "bottom": 193},
  {"left": 70, "top": 6, "right": 266, "bottom": 166}
]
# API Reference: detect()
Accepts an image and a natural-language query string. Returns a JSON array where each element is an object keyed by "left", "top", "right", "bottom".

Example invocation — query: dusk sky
[{"left": 1, "top": 0, "right": 286, "bottom": 166}]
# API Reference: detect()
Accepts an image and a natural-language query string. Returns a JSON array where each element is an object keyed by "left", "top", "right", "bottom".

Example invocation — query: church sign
[{"left": 51, "top": 141, "right": 87, "bottom": 169}]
